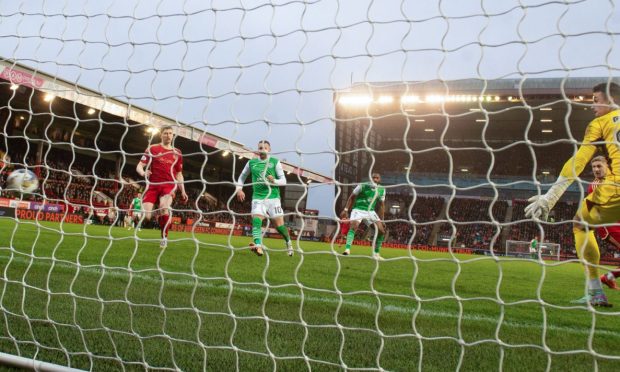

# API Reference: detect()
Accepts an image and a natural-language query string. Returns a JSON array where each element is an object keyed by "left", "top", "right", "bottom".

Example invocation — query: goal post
[{"left": 505, "top": 239, "right": 561, "bottom": 261}]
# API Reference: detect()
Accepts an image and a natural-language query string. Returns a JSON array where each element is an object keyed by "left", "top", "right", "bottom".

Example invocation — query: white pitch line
[{"left": 1, "top": 254, "right": 619, "bottom": 339}]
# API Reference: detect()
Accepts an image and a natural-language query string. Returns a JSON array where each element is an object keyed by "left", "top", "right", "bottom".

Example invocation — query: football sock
[
  {"left": 573, "top": 228, "right": 600, "bottom": 280},
  {"left": 374, "top": 233, "right": 385, "bottom": 254},
  {"left": 276, "top": 225, "right": 290, "bottom": 242},
  {"left": 345, "top": 229, "right": 355, "bottom": 250},
  {"left": 252, "top": 217, "right": 262, "bottom": 245},
  {"left": 588, "top": 278, "right": 603, "bottom": 291},
  {"left": 159, "top": 214, "right": 170, "bottom": 238}
]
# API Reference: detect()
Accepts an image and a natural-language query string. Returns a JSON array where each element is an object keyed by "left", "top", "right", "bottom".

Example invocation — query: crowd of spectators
[
  {"left": 379, "top": 142, "right": 574, "bottom": 178},
  {"left": 40, "top": 157, "right": 117, "bottom": 207},
  {"left": 438, "top": 198, "right": 509, "bottom": 250},
  {"left": 382, "top": 195, "right": 444, "bottom": 245},
  {"left": 115, "top": 184, "right": 140, "bottom": 209},
  {"left": 167, "top": 187, "right": 252, "bottom": 226}
]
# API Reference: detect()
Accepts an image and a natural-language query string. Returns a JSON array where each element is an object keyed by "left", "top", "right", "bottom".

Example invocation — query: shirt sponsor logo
[{"left": 613, "top": 116, "right": 619, "bottom": 123}]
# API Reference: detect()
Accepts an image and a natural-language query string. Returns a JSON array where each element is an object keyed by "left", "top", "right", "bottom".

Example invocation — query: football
[{"left": 6, "top": 169, "right": 39, "bottom": 193}]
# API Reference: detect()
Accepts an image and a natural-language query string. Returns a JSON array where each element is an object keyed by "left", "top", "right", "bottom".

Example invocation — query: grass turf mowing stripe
[{"left": 1, "top": 254, "right": 618, "bottom": 340}]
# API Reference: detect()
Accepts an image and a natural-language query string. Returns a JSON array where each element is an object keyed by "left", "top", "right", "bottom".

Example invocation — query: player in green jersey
[
  {"left": 341, "top": 173, "right": 386, "bottom": 260},
  {"left": 235, "top": 140, "right": 293, "bottom": 256},
  {"left": 529, "top": 235, "right": 539, "bottom": 260},
  {"left": 131, "top": 192, "right": 143, "bottom": 230}
]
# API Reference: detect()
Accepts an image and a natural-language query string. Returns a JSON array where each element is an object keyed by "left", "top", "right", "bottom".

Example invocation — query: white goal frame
[{"left": 505, "top": 239, "right": 561, "bottom": 261}]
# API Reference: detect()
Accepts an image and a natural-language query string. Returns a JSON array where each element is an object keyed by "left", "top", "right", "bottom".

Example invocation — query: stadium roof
[
  {"left": 0, "top": 58, "right": 333, "bottom": 184},
  {"left": 334, "top": 76, "right": 620, "bottom": 143},
  {"left": 342, "top": 77, "right": 620, "bottom": 96}
]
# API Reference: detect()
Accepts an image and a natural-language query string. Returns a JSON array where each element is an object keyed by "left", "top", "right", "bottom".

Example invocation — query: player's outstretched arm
[
  {"left": 525, "top": 125, "right": 598, "bottom": 219},
  {"left": 235, "top": 162, "right": 250, "bottom": 201},
  {"left": 524, "top": 176, "right": 571, "bottom": 220}
]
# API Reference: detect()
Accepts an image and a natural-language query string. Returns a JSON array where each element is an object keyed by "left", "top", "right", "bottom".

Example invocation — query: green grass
[{"left": 0, "top": 219, "right": 619, "bottom": 371}]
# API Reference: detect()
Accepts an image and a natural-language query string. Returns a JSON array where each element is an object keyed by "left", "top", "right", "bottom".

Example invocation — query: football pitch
[{"left": 0, "top": 219, "right": 619, "bottom": 371}]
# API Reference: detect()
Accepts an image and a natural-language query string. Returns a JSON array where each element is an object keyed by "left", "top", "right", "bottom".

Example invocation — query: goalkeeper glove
[
  {"left": 525, "top": 176, "right": 572, "bottom": 220},
  {"left": 524, "top": 195, "right": 551, "bottom": 220}
]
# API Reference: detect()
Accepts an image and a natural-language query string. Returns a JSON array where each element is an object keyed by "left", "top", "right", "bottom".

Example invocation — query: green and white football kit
[
  {"left": 344, "top": 182, "right": 386, "bottom": 258},
  {"left": 349, "top": 183, "right": 386, "bottom": 222},
  {"left": 238, "top": 156, "right": 285, "bottom": 217},
  {"left": 131, "top": 197, "right": 143, "bottom": 219},
  {"left": 236, "top": 155, "right": 292, "bottom": 255}
]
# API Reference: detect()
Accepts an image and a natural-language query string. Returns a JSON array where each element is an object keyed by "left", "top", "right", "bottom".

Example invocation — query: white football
[{"left": 6, "top": 169, "right": 39, "bottom": 193}]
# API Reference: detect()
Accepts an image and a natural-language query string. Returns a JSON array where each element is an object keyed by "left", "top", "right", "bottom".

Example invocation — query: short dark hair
[
  {"left": 591, "top": 155, "right": 608, "bottom": 165},
  {"left": 258, "top": 140, "right": 271, "bottom": 146},
  {"left": 593, "top": 82, "right": 620, "bottom": 105},
  {"left": 161, "top": 125, "right": 174, "bottom": 132}
]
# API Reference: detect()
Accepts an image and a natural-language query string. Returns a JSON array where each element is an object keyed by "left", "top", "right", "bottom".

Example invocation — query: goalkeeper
[{"left": 525, "top": 82, "right": 620, "bottom": 307}]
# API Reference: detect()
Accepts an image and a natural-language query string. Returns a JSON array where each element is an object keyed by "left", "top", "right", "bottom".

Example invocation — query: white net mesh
[{"left": 0, "top": 0, "right": 619, "bottom": 370}]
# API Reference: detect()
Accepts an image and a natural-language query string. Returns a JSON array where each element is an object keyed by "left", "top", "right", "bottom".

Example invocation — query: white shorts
[
  {"left": 132, "top": 211, "right": 143, "bottom": 219},
  {"left": 251, "top": 198, "right": 284, "bottom": 218},
  {"left": 350, "top": 209, "right": 381, "bottom": 223}
]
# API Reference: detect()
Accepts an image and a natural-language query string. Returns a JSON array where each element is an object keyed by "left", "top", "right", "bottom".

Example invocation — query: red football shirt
[
  {"left": 341, "top": 221, "right": 350, "bottom": 236},
  {"left": 140, "top": 144, "right": 183, "bottom": 183},
  {"left": 589, "top": 179, "right": 620, "bottom": 242},
  {"left": 587, "top": 180, "right": 599, "bottom": 195}
]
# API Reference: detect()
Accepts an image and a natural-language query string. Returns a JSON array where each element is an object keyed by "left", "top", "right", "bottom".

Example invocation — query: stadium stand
[
  {"left": 384, "top": 195, "right": 444, "bottom": 245},
  {"left": 438, "top": 198, "right": 509, "bottom": 251},
  {"left": 1, "top": 62, "right": 617, "bottom": 262}
]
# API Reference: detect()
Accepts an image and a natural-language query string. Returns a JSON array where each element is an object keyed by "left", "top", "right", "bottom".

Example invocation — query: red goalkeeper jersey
[{"left": 140, "top": 144, "right": 183, "bottom": 183}]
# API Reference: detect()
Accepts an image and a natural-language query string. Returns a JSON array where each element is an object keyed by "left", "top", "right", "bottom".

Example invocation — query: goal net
[
  {"left": 505, "top": 240, "right": 561, "bottom": 261},
  {"left": 0, "top": 0, "right": 619, "bottom": 371}
]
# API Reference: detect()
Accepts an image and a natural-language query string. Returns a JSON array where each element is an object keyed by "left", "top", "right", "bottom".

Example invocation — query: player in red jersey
[
  {"left": 0, "top": 149, "right": 9, "bottom": 169},
  {"left": 136, "top": 126, "right": 188, "bottom": 248},
  {"left": 588, "top": 156, "right": 620, "bottom": 290},
  {"left": 337, "top": 210, "right": 351, "bottom": 250},
  {"left": 0, "top": 150, "right": 12, "bottom": 193}
]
